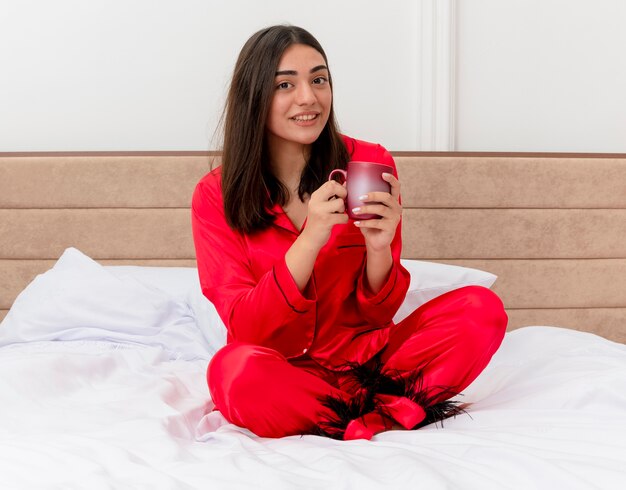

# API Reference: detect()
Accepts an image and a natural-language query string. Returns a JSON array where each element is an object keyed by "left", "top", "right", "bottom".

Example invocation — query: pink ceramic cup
[{"left": 328, "top": 161, "right": 393, "bottom": 220}]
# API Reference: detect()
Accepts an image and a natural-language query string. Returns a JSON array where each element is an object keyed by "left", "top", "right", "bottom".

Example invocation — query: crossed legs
[{"left": 207, "top": 286, "right": 507, "bottom": 439}]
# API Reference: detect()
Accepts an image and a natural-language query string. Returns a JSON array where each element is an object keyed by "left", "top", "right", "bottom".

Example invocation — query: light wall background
[
  {"left": 1, "top": 0, "right": 624, "bottom": 152},
  {"left": 456, "top": 0, "right": 626, "bottom": 152}
]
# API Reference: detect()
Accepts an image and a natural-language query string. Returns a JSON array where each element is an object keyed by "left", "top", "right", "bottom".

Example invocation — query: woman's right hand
[
  {"left": 285, "top": 180, "right": 347, "bottom": 292},
  {"left": 300, "top": 180, "right": 348, "bottom": 251}
]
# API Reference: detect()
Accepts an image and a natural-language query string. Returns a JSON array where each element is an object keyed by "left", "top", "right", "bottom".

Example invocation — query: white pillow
[
  {"left": 105, "top": 259, "right": 496, "bottom": 341},
  {"left": 0, "top": 248, "right": 214, "bottom": 360},
  {"left": 0, "top": 250, "right": 495, "bottom": 360},
  {"left": 106, "top": 265, "right": 227, "bottom": 355},
  {"left": 393, "top": 259, "right": 497, "bottom": 323}
]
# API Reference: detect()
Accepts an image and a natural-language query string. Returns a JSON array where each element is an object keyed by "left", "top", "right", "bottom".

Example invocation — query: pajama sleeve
[
  {"left": 191, "top": 174, "right": 317, "bottom": 358},
  {"left": 354, "top": 145, "right": 411, "bottom": 325},
  {"left": 355, "top": 220, "right": 410, "bottom": 325}
]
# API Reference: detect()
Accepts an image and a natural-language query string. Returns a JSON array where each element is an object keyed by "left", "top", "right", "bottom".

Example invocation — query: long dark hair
[{"left": 220, "top": 25, "right": 349, "bottom": 233}]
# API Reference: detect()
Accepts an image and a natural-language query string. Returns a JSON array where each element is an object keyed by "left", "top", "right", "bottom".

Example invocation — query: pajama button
[{"left": 302, "top": 348, "right": 308, "bottom": 354}]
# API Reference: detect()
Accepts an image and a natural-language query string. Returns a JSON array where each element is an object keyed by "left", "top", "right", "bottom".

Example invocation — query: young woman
[{"left": 191, "top": 25, "right": 507, "bottom": 440}]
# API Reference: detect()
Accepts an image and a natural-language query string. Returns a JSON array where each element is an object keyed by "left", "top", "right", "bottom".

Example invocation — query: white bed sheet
[{"left": 1, "top": 326, "right": 625, "bottom": 490}]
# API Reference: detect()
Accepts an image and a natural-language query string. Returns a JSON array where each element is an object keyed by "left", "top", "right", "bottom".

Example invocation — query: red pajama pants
[{"left": 207, "top": 286, "right": 507, "bottom": 438}]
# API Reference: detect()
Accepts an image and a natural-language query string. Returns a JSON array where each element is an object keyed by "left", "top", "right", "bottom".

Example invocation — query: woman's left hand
[{"left": 352, "top": 172, "right": 402, "bottom": 252}]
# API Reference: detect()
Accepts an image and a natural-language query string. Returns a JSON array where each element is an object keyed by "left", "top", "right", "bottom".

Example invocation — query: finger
[
  {"left": 353, "top": 218, "right": 385, "bottom": 229},
  {"left": 311, "top": 195, "right": 346, "bottom": 215},
  {"left": 358, "top": 191, "right": 395, "bottom": 206},
  {"left": 352, "top": 197, "right": 402, "bottom": 218},
  {"left": 351, "top": 204, "right": 388, "bottom": 218},
  {"left": 382, "top": 172, "right": 401, "bottom": 200},
  {"left": 323, "top": 197, "right": 346, "bottom": 214},
  {"left": 324, "top": 211, "right": 349, "bottom": 226},
  {"left": 319, "top": 180, "right": 348, "bottom": 200},
  {"left": 333, "top": 182, "right": 348, "bottom": 199},
  {"left": 312, "top": 180, "right": 337, "bottom": 201}
]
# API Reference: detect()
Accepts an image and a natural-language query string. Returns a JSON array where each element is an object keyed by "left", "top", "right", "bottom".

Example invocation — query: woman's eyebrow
[{"left": 275, "top": 65, "right": 329, "bottom": 76}]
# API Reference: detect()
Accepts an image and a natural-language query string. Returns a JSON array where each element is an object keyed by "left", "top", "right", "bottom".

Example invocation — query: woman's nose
[{"left": 295, "top": 83, "right": 316, "bottom": 105}]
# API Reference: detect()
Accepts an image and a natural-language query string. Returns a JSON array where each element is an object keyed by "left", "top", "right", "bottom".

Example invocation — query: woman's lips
[{"left": 291, "top": 113, "right": 320, "bottom": 126}]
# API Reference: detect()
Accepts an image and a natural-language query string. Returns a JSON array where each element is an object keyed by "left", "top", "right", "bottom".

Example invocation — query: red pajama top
[{"left": 191, "top": 136, "right": 410, "bottom": 370}]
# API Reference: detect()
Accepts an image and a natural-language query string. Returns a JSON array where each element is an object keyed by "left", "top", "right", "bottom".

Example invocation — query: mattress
[{"left": 1, "top": 248, "right": 625, "bottom": 489}]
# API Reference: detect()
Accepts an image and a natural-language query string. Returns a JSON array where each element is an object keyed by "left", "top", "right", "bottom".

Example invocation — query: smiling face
[{"left": 265, "top": 43, "right": 332, "bottom": 156}]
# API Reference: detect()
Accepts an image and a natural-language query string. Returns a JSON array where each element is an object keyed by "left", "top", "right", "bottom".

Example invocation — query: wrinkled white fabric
[
  {"left": 1, "top": 247, "right": 497, "bottom": 362},
  {"left": 0, "top": 248, "right": 214, "bottom": 360},
  {"left": 1, "top": 327, "right": 625, "bottom": 489}
]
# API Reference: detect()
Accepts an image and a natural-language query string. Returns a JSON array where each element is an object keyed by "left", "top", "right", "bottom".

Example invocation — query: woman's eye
[
  {"left": 277, "top": 82, "right": 291, "bottom": 90},
  {"left": 313, "top": 77, "right": 328, "bottom": 85}
]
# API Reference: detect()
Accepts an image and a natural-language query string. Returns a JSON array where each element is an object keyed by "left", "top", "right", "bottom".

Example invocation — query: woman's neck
[{"left": 268, "top": 139, "right": 311, "bottom": 193}]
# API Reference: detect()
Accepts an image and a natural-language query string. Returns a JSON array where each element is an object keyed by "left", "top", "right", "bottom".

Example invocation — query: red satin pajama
[
  {"left": 208, "top": 285, "right": 507, "bottom": 438},
  {"left": 192, "top": 135, "right": 508, "bottom": 440}
]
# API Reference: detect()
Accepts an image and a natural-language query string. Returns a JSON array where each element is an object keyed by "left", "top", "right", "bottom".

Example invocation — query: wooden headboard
[{"left": 1, "top": 152, "right": 625, "bottom": 343}]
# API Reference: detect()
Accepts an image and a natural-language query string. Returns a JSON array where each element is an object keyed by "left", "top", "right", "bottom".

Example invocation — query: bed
[{"left": 1, "top": 151, "right": 625, "bottom": 489}]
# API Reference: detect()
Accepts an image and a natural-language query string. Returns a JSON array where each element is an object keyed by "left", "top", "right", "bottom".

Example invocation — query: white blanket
[{"left": 1, "top": 326, "right": 625, "bottom": 490}]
